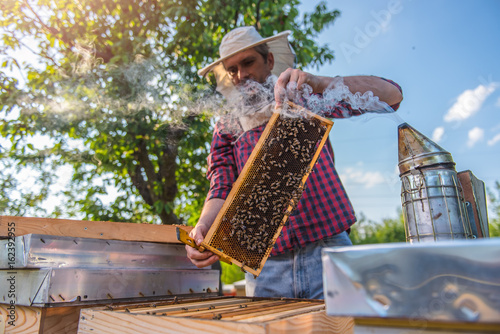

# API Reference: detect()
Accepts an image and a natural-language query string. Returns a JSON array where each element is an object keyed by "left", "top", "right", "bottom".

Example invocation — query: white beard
[{"left": 239, "top": 104, "right": 274, "bottom": 132}]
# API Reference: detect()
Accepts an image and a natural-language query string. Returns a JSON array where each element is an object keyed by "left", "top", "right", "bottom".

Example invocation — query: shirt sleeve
[
  {"left": 381, "top": 77, "right": 403, "bottom": 111},
  {"left": 206, "top": 123, "right": 238, "bottom": 201}
]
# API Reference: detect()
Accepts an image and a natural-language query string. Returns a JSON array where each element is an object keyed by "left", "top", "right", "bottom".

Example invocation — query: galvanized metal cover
[
  {"left": 0, "top": 268, "right": 220, "bottom": 306},
  {"left": 0, "top": 234, "right": 198, "bottom": 269},
  {"left": 322, "top": 238, "right": 500, "bottom": 323}
]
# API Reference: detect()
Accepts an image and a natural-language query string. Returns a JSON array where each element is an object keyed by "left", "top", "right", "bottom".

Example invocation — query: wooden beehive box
[
  {"left": 77, "top": 296, "right": 354, "bottom": 334},
  {"left": 199, "top": 103, "right": 333, "bottom": 276}
]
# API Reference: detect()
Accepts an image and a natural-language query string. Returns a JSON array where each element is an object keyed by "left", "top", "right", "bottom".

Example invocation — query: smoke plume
[{"left": 194, "top": 75, "right": 400, "bottom": 137}]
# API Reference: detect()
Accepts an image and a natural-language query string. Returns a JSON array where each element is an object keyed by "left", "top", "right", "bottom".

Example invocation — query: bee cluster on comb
[{"left": 204, "top": 104, "right": 333, "bottom": 276}]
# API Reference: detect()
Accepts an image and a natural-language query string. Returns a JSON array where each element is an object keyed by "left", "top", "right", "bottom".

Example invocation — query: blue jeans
[{"left": 245, "top": 231, "right": 352, "bottom": 299}]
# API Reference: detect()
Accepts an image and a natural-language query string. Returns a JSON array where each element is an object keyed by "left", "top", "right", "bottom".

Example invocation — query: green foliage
[
  {"left": 487, "top": 181, "right": 500, "bottom": 237},
  {"left": 350, "top": 211, "right": 406, "bottom": 245},
  {"left": 220, "top": 261, "right": 245, "bottom": 285},
  {"left": 489, "top": 219, "right": 500, "bottom": 237},
  {"left": 1, "top": 0, "right": 340, "bottom": 224}
]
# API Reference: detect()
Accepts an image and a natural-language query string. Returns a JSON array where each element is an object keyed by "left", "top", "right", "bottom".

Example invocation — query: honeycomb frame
[{"left": 202, "top": 102, "right": 334, "bottom": 276}]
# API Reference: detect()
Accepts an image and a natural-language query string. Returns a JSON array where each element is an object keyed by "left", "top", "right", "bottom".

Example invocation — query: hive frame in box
[
  {"left": 78, "top": 296, "right": 348, "bottom": 334},
  {"left": 200, "top": 102, "right": 333, "bottom": 276}
]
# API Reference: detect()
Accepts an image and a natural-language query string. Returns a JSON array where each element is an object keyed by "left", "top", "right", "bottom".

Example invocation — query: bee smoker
[{"left": 398, "top": 123, "right": 476, "bottom": 243}]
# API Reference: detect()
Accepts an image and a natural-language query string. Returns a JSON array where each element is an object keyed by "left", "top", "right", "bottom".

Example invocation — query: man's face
[{"left": 223, "top": 48, "right": 274, "bottom": 86}]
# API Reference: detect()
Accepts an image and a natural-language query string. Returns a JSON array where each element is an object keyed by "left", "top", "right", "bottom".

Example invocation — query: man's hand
[
  {"left": 275, "top": 68, "right": 330, "bottom": 107},
  {"left": 185, "top": 223, "right": 220, "bottom": 268},
  {"left": 185, "top": 198, "right": 225, "bottom": 268}
]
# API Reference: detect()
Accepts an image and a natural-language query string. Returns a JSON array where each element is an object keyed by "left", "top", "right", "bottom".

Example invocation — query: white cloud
[
  {"left": 487, "top": 133, "right": 500, "bottom": 146},
  {"left": 432, "top": 126, "right": 445, "bottom": 142},
  {"left": 467, "top": 127, "right": 484, "bottom": 147},
  {"left": 444, "top": 83, "right": 497, "bottom": 122},
  {"left": 340, "top": 166, "right": 386, "bottom": 189}
]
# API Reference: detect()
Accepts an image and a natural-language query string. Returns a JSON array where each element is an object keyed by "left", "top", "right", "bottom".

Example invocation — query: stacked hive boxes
[{"left": 0, "top": 216, "right": 220, "bottom": 333}]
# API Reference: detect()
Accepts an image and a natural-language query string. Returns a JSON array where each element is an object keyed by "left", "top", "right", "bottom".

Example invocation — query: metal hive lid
[{"left": 398, "top": 123, "right": 455, "bottom": 175}]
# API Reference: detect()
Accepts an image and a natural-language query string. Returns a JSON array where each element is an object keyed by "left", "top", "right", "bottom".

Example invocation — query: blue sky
[{"left": 299, "top": 0, "right": 500, "bottom": 222}]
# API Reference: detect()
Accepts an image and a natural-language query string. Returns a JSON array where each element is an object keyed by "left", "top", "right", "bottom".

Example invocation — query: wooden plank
[
  {"left": 0, "top": 304, "right": 42, "bottom": 334},
  {"left": 354, "top": 326, "right": 489, "bottom": 334},
  {"left": 181, "top": 301, "right": 295, "bottom": 319},
  {"left": 196, "top": 301, "right": 314, "bottom": 320},
  {"left": 78, "top": 309, "right": 267, "bottom": 334},
  {"left": 125, "top": 298, "right": 250, "bottom": 314},
  {"left": 232, "top": 304, "right": 324, "bottom": 322},
  {"left": 355, "top": 317, "right": 500, "bottom": 332},
  {"left": 40, "top": 306, "right": 83, "bottom": 334},
  {"left": 154, "top": 300, "right": 290, "bottom": 318},
  {"left": 266, "top": 313, "right": 354, "bottom": 334},
  {"left": 0, "top": 216, "right": 191, "bottom": 243},
  {"left": 112, "top": 298, "right": 323, "bottom": 321}
]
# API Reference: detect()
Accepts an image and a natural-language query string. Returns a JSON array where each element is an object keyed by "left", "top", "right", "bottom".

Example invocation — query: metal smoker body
[{"left": 398, "top": 123, "right": 473, "bottom": 242}]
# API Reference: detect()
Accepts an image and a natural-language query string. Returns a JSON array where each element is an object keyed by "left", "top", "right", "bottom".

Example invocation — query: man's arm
[
  {"left": 274, "top": 68, "right": 403, "bottom": 108},
  {"left": 342, "top": 76, "right": 402, "bottom": 107},
  {"left": 188, "top": 122, "right": 236, "bottom": 268},
  {"left": 186, "top": 198, "right": 225, "bottom": 268}
]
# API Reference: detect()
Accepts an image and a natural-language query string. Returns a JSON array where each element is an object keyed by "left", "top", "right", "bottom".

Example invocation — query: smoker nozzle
[{"left": 398, "top": 123, "right": 455, "bottom": 175}]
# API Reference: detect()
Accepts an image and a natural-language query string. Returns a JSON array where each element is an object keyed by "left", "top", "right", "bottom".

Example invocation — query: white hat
[{"left": 198, "top": 26, "right": 295, "bottom": 97}]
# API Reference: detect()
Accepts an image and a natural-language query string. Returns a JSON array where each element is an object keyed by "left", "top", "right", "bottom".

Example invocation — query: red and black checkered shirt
[{"left": 206, "top": 79, "right": 402, "bottom": 256}]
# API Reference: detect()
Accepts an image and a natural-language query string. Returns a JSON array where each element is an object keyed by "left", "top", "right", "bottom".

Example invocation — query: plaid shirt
[{"left": 206, "top": 79, "right": 402, "bottom": 255}]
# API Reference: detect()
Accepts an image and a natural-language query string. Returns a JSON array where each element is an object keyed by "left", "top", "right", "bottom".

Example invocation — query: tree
[
  {"left": 1, "top": 0, "right": 340, "bottom": 224},
  {"left": 350, "top": 211, "right": 406, "bottom": 245}
]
